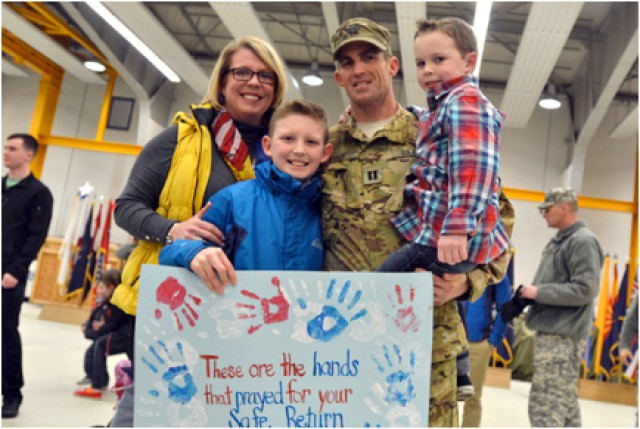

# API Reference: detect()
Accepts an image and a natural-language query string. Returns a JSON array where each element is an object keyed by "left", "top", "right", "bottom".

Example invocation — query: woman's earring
[{"left": 217, "top": 94, "right": 225, "bottom": 105}]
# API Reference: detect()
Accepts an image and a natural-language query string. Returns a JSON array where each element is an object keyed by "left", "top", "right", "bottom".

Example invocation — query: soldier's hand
[
  {"left": 520, "top": 284, "right": 538, "bottom": 300},
  {"left": 437, "top": 234, "right": 468, "bottom": 264},
  {"left": 2, "top": 273, "right": 18, "bottom": 289},
  {"left": 421, "top": 269, "right": 469, "bottom": 306}
]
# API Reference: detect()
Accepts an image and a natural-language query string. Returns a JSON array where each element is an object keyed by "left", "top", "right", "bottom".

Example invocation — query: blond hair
[
  {"left": 414, "top": 17, "right": 477, "bottom": 56},
  {"left": 269, "top": 100, "right": 329, "bottom": 144},
  {"left": 203, "top": 36, "right": 286, "bottom": 112}
]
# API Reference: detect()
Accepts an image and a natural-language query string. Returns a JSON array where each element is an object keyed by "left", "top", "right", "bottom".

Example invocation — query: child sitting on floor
[{"left": 74, "top": 269, "right": 131, "bottom": 399}]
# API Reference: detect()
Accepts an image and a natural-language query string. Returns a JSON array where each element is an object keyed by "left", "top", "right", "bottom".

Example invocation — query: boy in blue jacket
[{"left": 160, "top": 99, "right": 333, "bottom": 291}]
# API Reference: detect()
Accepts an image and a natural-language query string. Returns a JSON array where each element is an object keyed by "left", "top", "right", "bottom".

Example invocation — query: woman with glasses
[{"left": 107, "top": 36, "right": 286, "bottom": 427}]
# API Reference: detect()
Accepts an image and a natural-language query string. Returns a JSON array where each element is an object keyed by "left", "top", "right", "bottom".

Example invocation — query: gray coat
[{"left": 525, "top": 220, "right": 604, "bottom": 340}]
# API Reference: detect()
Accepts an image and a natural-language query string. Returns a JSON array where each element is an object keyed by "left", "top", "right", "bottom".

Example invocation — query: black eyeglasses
[{"left": 227, "top": 68, "right": 277, "bottom": 85}]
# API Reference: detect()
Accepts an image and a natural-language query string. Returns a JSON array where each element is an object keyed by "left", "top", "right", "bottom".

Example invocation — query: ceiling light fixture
[
  {"left": 83, "top": 60, "right": 106, "bottom": 73},
  {"left": 302, "top": 62, "right": 323, "bottom": 87},
  {"left": 472, "top": 0, "right": 492, "bottom": 77},
  {"left": 86, "top": 0, "right": 181, "bottom": 83},
  {"left": 539, "top": 82, "right": 562, "bottom": 110}
]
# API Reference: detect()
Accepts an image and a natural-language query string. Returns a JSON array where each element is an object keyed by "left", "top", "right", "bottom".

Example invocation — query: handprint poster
[{"left": 135, "top": 265, "right": 433, "bottom": 427}]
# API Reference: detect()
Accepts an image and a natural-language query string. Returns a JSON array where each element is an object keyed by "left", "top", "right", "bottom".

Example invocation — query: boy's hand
[
  {"left": 171, "top": 202, "right": 225, "bottom": 246},
  {"left": 437, "top": 234, "right": 468, "bottom": 264},
  {"left": 190, "top": 247, "right": 237, "bottom": 295}
]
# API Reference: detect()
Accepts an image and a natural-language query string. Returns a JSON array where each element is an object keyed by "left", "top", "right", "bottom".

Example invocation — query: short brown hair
[
  {"left": 268, "top": 100, "right": 329, "bottom": 144},
  {"left": 7, "top": 133, "right": 38, "bottom": 155},
  {"left": 99, "top": 269, "right": 121, "bottom": 289},
  {"left": 203, "top": 36, "right": 286, "bottom": 112},
  {"left": 414, "top": 17, "right": 477, "bottom": 56}
]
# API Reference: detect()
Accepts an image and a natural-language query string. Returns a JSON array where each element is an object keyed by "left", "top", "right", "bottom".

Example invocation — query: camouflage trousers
[
  {"left": 429, "top": 358, "right": 457, "bottom": 427},
  {"left": 529, "top": 333, "right": 586, "bottom": 427}
]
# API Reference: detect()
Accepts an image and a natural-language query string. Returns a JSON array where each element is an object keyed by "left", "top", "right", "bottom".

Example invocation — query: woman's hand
[
  {"left": 190, "top": 247, "right": 237, "bottom": 294},
  {"left": 171, "top": 202, "right": 225, "bottom": 246}
]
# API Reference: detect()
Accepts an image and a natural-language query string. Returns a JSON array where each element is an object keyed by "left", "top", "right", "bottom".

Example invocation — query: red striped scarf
[{"left": 211, "top": 109, "right": 250, "bottom": 171}]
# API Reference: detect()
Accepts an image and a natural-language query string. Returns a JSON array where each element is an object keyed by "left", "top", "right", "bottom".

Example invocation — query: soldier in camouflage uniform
[
  {"left": 520, "top": 187, "right": 604, "bottom": 426},
  {"left": 323, "top": 17, "right": 512, "bottom": 426}
]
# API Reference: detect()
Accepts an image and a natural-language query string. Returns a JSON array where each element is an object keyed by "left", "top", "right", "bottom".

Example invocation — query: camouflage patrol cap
[
  {"left": 538, "top": 187, "right": 578, "bottom": 209},
  {"left": 331, "top": 17, "right": 392, "bottom": 59}
]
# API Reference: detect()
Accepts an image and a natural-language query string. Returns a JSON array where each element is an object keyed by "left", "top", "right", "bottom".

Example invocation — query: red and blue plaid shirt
[{"left": 392, "top": 75, "right": 510, "bottom": 264}]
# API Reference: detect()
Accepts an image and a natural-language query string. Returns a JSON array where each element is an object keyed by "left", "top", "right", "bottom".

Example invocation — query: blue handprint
[
  {"left": 372, "top": 344, "right": 416, "bottom": 406},
  {"left": 141, "top": 339, "right": 197, "bottom": 405},
  {"left": 299, "top": 279, "right": 367, "bottom": 342}
]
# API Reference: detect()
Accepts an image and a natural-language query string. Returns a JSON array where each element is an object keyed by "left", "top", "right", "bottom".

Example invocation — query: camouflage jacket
[{"left": 322, "top": 105, "right": 512, "bottom": 362}]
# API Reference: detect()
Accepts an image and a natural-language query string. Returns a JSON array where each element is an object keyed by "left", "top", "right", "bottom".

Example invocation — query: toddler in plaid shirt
[
  {"left": 379, "top": 16, "right": 509, "bottom": 288},
  {"left": 376, "top": 17, "right": 510, "bottom": 400}
]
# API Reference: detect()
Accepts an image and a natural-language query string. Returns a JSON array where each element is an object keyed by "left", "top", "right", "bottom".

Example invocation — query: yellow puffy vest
[{"left": 110, "top": 104, "right": 213, "bottom": 315}]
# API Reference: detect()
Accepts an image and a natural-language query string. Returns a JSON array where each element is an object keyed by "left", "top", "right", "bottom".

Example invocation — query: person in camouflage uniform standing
[
  {"left": 323, "top": 17, "right": 512, "bottom": 426},
  {"left": 520, "top": 187, "right": 603, "bottom": 426}
]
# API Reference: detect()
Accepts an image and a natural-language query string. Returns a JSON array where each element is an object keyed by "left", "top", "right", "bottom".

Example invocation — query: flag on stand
[
  {"left": 590, "top": 255, "right": 611, "bottom": 377},
  {"left": 599, "top": 257, "right": 620, "bottom": 380},
  {"left": 57, "top": 193, "right": 92, "bottom": 296},
  {"left": 82, "top": 201, "right": 103, "bottom": 304},
  {"left": 90, "top": 200, "right": 115, "bottom": 306},
  {"left": 65, "top": 203, "right": 94, "bottom": 300}
]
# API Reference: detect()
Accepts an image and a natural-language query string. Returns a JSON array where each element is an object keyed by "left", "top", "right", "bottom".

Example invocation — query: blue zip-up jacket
[
  {"left": 159, "top": 161, "right": 323, "bottom": 271},
  {"left": 464, "top": 275, "right": 511, "bottom": 347}
]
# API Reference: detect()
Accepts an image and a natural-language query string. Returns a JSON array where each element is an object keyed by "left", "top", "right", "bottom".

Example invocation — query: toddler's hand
[
  {"left": 190, "top": 247, "right": 237, "bottom": 294},
  {"left": 437, "top": 234, "right": 468, "bottom": 264},
  {"left": 91, "top": 316, "right": 105, "bottom": 331}
]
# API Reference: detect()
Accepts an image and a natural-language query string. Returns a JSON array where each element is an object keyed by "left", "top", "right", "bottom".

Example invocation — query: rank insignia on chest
[{"left": 363, "top": 168, "right": 382, "bottom": 185}]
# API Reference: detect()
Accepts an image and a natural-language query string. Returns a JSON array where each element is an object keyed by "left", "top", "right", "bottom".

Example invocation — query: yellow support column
[
  {"left": 29, "top": 69, "right": 63, "bottom": 178},
  {"left": 96, "top": 71, "right": 117, "bottom": 141}
]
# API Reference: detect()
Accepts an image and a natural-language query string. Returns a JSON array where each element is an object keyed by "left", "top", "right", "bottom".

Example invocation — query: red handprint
[
  {"left": 155, "top": 277, "right": 202, "bottom": 331},
  {"left": 387, "top": 284, "right": 421, "bottom": 333},
  {"left": 236, "top": 276, "right": 290, "bottom": 334}
]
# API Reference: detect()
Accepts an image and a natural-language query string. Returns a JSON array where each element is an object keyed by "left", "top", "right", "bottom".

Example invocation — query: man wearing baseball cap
[
  {"left": 321, "top": 17, "right": 512, "bottom": 426},
  {"left": 519, "top": 187, "right": 603, "bottom": 426}
]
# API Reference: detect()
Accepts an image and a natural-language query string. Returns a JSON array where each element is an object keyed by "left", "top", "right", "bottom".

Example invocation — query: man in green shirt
[{"left": 2, "top": 133, "right": 53, "bottom": 418}]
